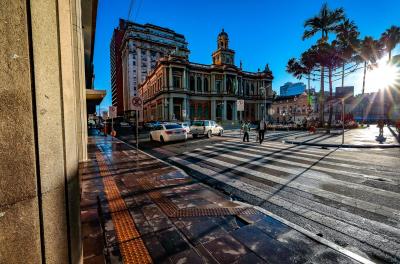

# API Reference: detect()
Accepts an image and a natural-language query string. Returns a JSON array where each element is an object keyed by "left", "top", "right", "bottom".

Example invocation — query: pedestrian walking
[
  {"left": 242, "top": 121, "right": 250, "bottom": 142},
  {"left": 257, "top": 118, "right": 267, "bottom": 144},
  {"left": 377, "top": 120, "right": 384, "bottom": 137}
]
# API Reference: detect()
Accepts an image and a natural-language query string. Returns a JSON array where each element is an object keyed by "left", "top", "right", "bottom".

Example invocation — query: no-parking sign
[
  {"left": 109, "top": 106, "right": 117, "bottom": 118},
  {"left": 130, "top": 96, "right": 143, "bottom": 111}
]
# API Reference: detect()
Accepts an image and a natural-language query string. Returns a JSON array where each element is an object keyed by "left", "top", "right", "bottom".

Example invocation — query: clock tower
[{"left": 212, "top": 29, "right": 235, "bottom": 66}]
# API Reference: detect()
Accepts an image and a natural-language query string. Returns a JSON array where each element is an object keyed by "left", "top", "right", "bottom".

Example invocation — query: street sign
[
  {"left": 102, "top": 110, "right": 108, "bottom": 120},
  {"left": 130, "top": 96, "right": 143, "bottom": 111},
  {"left": 237, "top": 99, "right": 244, "bottom": 111},
  {"left": 109, "top": 106, "right": 117, "bottom": 118}
]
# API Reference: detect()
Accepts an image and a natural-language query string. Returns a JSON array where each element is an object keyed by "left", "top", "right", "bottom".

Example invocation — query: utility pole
[{"left": 342, "top": 98, "right": 345, "bottom": 144}]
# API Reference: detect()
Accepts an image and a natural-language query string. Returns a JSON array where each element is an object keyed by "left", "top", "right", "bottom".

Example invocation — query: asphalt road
[{"left": 120, "top": 131, "right": 400, "bottom": 263}]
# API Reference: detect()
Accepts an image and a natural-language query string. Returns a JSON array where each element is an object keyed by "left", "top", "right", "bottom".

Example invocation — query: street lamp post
[{"left": 260, "top": 86, "right": 269, "bottom": 121}]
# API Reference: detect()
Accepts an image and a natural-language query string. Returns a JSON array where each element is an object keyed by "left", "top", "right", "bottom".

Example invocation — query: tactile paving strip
[
  {"left": 136, "top": 174, "right": 259, "bottom": 218},
  {"left": 97, "top": 152, "right": 152, "bottom": 264}
]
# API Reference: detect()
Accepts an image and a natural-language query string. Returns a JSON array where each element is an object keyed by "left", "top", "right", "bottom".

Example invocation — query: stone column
[
  {"left": 211, "top": 74, "right": 215, "bottom": 93},
  {"left": 211, "top": 99, "right": 216, "bottom": 120},
  {"left": 222, "top": 100, "right": 227, "bottom": 121},
  {"left": 201, "top": 75, "right": 204, "bottom": 93},
  {"left": 169, "top": 96, "right": 174, "bottom": 120},
  {"left": 223, "top": 74, "right": 227, "bottom": 94},
  {"left": 194, "top": 74, "right": 197, "bottom": 93},
  {"left": 0, "top": 0, "right": 86, "bottom": 263},
  {"left": 186, "top": 97, "right": 191, "bottom": 120},
  {"left": 183, "top": 68, "right": 187, "bottom": 90},
  {"left": 169, "top": 66, "right": 173, "bottom": 89},
  {"left": 233, "top": 101, "right": 237, "bottom": 121},
  {"left": 182, "top": 96, "right": 187, "bottom": 120}
]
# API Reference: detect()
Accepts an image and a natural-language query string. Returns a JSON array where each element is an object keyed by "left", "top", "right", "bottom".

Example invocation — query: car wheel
[
  {"left": 193, "top": 134, "right": 198, "bottom": 139},
  {"left": 218, "top": 129, "right": 223, "bottom": 136},
  {"left": 160, "top": 136, "right": 165, "bottom": 144},
  {"left": 207, "top": 130, "right": 212, "bottom": 138},
  {"left": 149, "top": 134, "right": 153, "bottom": 141}
]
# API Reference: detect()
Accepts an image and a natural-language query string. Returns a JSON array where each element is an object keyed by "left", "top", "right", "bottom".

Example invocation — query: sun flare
[{"left": 366, "top": 58, "right": 400, "bottom": 92}]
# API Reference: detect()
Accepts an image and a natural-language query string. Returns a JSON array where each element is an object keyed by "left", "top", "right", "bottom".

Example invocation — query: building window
[
  {"left": 190, "top": 76, "right": 195, "bottom": 91},
  {"left": 173, "top": 76, "right": 181, "bottom": 88},
  {"left": 215, "top": 80, "right": 221, "bottom": 93},
  {"left": 197, "top": 77, "right": 202, "bottom": 92},
  {"left": 246, "top": 83, "right": 249, "bottom": 96},
  {"left": 204, "top": 78, "right": 209, "bottom": 92},
  {"left": 226, "top": 78, "right": 233, "bottom": 94}
]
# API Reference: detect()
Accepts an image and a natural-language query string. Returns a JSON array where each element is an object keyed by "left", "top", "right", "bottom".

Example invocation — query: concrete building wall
[{"left": 0, "top": 0, "right": 88, "bottom": 262}]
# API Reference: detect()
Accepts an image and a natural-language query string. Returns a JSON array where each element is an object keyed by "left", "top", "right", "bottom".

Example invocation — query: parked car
[
  {"left": 179, "top": 122, "right": 191, "bottom": 134},
  {"left": 149, "top": 123, "right": 187, "bottom": 143},
  {"left": 190, "top": 120, "right": 224, "bottom": 138},
  {"left": 144, "top": 121, "right": 159, "bottom": 130}
]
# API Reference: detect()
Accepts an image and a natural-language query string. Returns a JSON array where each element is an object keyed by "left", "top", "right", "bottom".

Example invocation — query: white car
[
  {"left": 149, "top": 123, "right": 187, "bottom": 143},
  {"left": 179, "top": 122, "right": 191, "bottom": 134},
  {"left": 190, "top": 120, "right": 224, "bottom": 138}
]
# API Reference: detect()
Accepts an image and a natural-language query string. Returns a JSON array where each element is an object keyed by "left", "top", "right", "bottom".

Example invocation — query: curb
[
  {"left": 283, "top": 140, "right": 400, "bottom": 148},
  {"left": 388, "top": 126, "right": 400, "bottom": 144}
]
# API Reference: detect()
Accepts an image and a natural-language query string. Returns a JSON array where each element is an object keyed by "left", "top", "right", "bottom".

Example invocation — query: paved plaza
[{"left": 80, "top": 135, "right": 368, "bottom": 263}]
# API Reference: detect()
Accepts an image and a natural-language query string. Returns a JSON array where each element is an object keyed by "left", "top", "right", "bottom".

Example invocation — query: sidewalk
[
  {"left": 81, "top": 135, "right": 363, "bottom": 264},
  {"left": 283, "top": 126, "right": 400, "bottom": 148}
]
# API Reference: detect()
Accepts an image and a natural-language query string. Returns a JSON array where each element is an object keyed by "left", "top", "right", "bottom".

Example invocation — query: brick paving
[{"left": 80, "top": 135, "right": 361, "bottom": 263}]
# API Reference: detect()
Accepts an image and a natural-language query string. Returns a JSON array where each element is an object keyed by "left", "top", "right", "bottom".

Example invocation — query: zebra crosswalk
[
  {"left": 169, "top": 139, "right": 400, "bottom": 263},
  {"left": 222, "top": 130, "right": 310, "bottom": 142}
]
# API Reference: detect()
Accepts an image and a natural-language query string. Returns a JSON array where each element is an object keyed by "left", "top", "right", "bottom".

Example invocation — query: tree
[
  {"left": 287, "top": 49, "right": 316, "bottom": 96},
  {"left": 334, "top": 19, "right": 360, "bottom": 88},
  {"left": 380, "top": 26, "right": 400, "bottom": 61},
  {"left": 354, "top": 37, "right": 383, "bottom": 122},
  {"left": 355, "top": 36, "right": 383, "bottom": 95},
  {"left": 303, "top": 3, "right": 345, "bottom": 123}
]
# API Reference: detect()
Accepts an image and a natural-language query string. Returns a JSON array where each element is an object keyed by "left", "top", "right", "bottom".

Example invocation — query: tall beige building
[{"left": 119, "top": 22, "right": 189, "bottom": 115}]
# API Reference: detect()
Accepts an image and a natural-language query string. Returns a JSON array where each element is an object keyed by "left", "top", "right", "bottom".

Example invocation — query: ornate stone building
[{"left": 139, "top": 30, "right": 273, "bottom": 124}]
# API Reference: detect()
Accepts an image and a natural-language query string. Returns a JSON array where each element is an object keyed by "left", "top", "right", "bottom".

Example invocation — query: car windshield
[
  {"left": 192, "top": 121, "right": 204, "bottom": 126},
  {"left": 165, "top": 124, "right": 182, "bottom": 130}
]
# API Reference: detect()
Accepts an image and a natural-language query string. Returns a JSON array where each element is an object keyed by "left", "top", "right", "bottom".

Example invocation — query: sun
[{"left": 366, "top": 58, "right": 400, "bottom": 92}]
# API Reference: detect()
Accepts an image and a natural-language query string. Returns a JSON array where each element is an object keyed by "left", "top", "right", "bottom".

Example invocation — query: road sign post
[
  {"left": 237, "top": 100, "right": 244, "bottom": 136},
  {"left": 131, "top": 96, "right": 143, "bottom": 153},
  {"left": 109, "top": 106, "right": 117, "bottom": 140}
]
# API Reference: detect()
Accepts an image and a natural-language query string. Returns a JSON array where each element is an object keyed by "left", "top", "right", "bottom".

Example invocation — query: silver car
[{"left": 190, "top": 120, "right": 224, "bottom": 138}]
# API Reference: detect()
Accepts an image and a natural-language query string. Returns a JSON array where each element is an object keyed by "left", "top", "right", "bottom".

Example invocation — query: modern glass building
[{"left": 280, "top": 82, "right": 306, "bottom": 96}]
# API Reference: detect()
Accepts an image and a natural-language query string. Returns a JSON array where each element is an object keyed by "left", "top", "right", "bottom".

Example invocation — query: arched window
[
  {"left": 197, "top": 77, "right": 202, "bottom": 92},
  {"left": 190, "top": 76, "right": 195, "bottom": 91},
  {"left": 204, "top": 78, "right": 209, "bottom": 92}
]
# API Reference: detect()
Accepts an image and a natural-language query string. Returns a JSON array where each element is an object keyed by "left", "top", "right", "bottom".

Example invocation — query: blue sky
[{"left": 94, "top": 0, "right": 400, "bottom": 109}]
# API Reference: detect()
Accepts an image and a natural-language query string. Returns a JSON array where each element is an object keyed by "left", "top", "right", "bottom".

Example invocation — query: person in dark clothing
[
  {"left": 378, "top": 120, "right": 384, "bottom": 137},
  {"left": 242, "top": 121, "right": 250, "bottom": 142},
  {"left": 258, "top": 119, "right": 267, "bottom": 144}
]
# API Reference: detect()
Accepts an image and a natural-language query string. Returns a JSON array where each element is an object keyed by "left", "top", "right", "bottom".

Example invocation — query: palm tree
[
  {"left": 287, "top": 50, "right": 316, "bottom": 96},
  {"left": 303, "top": 3, "right": 345, "bottom": 123},
  {"left": 334, "top": 19, "right": 360, "bottom": 88},
  {"left": 380, "top": 26, "right": 400, "bottom": 61},
  {"left": 355, "top": 37, "right": 383, "bottom": 95},
  {"left": 355, "top": 37, "right": 383, "bottom": 122}
]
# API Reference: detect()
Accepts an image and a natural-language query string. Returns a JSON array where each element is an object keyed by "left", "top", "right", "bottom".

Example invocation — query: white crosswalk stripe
[{"left": 169, "top": 139, "right": 400, "bottom": 263}]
